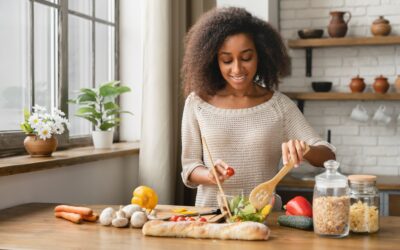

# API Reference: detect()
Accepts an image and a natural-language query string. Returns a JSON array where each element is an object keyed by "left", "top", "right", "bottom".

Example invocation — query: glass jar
[
  {"left": 348, "top": 175, "right": 380, "bottom": 233},
  {"left": 313, "top": 160, "right": 350, "bottom": 238}
]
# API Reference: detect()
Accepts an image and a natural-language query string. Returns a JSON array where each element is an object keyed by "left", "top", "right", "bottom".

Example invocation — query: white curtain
[
  {"left": 139, "top": 0, "right": 184, "bottom": 204},
  {"left": 140, "top": 0, "right": 215, "bottom": 205}
]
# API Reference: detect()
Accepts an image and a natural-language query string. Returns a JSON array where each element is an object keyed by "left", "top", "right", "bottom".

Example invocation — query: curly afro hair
[{"left": 182, "top": 7, "right": 290, "bottom": 98}]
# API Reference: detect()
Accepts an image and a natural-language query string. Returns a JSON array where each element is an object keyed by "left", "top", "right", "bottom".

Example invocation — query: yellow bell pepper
[
  {"left": 171, "top": 208, "right": 197, "bottom": 215},
  {"left": 131, "top": 185, "right": 158, "bottom": 210},
  {"left": 261, "top": 204, "right": 272, "bottom": 217}
]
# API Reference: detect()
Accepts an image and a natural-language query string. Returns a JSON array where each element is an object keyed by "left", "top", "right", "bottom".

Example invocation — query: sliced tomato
[
  {"left": 177, "top": 216, "right": 187, "bottom": 222},
  {"left": 185, "top": 217, "right": 195, "bottom": 221},
  {"left": 198, "top": 217, "right": 207, "bottom": 222},
  {"left": 169, "top": 215, "right": 180, "bottom": 222}
]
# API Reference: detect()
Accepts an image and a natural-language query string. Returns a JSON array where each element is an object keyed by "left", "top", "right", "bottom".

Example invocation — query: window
[{"left": 0, "top": 0, "right": 119, "bottom": 156}]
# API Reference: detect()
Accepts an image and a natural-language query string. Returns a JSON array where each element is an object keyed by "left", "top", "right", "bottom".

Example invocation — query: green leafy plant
[{"left": 68, "top": 81, "right": 132, "bottom": 131}]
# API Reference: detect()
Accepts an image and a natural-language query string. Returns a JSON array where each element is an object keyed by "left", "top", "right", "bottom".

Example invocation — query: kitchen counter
[{"left": 0, "top": 203, "right": 399, "bottom": 250}]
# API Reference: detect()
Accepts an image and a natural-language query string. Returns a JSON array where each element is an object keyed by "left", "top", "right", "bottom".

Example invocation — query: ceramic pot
[
  {"left": 328, "top": 11, "right": 352, "bottom": 38},
  {"left": 394, "top": 75, "right": 400, "bottom": 93},
  {"left": 373, "top": 75, "right": 390, "bottom": 94},
  {"left": 92, "top": 130, "right": 113, "bottom": 149},
  {"left": 349, "top": 75, "right": 366, "bottom": 93},
  {"left": 371, "top": 16, "right": 391, "bottom": 36},
  {"left": 24, "top": 135, "right": 58, "bottom": 157}
]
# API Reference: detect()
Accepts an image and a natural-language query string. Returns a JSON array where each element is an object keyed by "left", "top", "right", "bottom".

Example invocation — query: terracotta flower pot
[{"left": 24, "top": 134, "right": 58, "bottom": 157}]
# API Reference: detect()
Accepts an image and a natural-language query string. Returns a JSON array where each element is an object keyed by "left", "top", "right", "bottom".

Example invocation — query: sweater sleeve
[
  {"left": 279, "top": 94, "right": 336, "bottom": 153},
  {"left": 181, "top": 93, "right": 204, "bottom": 188}
]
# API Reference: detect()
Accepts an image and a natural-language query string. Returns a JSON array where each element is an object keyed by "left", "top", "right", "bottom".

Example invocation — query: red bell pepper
[{"left": 284, "top": 196, "right": 312, "bottom": 218}]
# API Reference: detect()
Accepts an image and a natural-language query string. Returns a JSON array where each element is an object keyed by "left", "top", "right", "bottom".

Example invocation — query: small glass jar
[
  {"left": 313, "top": 160, "right": 350, "bottom": 238},
  {"left": 348, "top": 175, "right": 380, "bottom": 233}
]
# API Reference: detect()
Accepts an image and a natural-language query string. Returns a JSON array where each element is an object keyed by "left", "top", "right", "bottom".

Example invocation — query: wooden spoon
[{"left": 249, "top": 144, "right": 310, "bottom": 210}]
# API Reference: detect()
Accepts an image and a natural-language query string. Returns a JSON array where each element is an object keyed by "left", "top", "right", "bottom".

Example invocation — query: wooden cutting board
[{"left": 154, "top": 205, "right": 226, "bottom": 223}]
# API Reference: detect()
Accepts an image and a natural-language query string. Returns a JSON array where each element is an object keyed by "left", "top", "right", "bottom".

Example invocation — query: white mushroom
[
  {"left": 112, "top": 206, "right": 129, "bottom": 228},
  {"left": 99, "top": 207, "right": 115, "bottom": 226},
  {"left": 130, "top": 211, "right": 148, "bottom": 228},
  {"left": 122, "top": 204, "right": 142, "bottom": 218}
]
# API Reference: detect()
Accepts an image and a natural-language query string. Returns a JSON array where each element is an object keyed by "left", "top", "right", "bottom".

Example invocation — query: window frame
[{"left": 0, "top": 0, "right": 120, "bottom": 157}]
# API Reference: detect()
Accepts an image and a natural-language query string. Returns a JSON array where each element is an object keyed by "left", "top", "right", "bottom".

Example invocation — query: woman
[{"left": 181, "top": 7, "right": 335, "bottom": 207}]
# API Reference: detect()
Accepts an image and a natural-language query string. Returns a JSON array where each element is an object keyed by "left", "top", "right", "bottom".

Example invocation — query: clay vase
[
  {"left": 394, "top": 75, "right": 400, "bottom": 93},
  {"left": 373, "top": 75, "right": 390, "bottom": 94},
  {"left": 24, "top": 134, "right": 58, "bottom": 157},
  {"left": 328, "top": 11, "right": 352, "bottom": 38},
  {"left": 371, "top": 16, "right": 391, "bottom": 36},
  {"left": 349, "top": 75, "right": 366, "bottom": 93}
]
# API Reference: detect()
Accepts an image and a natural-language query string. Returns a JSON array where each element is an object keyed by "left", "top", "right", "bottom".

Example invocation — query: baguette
[{"left": 142, "top": 220, "right": 270, "bottom": 241}]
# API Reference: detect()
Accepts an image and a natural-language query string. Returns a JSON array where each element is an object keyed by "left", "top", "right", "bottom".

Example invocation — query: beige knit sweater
[{"left": 181, "top": 91, "right": 335, "bottom": 207}]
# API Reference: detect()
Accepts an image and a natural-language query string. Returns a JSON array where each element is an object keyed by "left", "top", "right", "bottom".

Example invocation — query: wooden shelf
[
  {"left": 284, "top": 92, "right": 400, "bottom": 101},
  {"left": 0, "top": 142, "right": 140, "bottom": 177},
  {"left": 288, "top": 36, "right": 400, "bottom": 48},
  {"left": 287, "top": 36, "right": 400, "bottom": 77}
]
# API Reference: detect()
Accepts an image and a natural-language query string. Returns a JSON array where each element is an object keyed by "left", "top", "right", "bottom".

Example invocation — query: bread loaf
[{"left": 142, "top": 220, "right": 270, "bottom": 241}]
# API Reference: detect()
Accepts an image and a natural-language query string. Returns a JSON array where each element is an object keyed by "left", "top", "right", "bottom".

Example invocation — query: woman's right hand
[{"left": 207, "top": 159, "right": 235, "bottom": 184}]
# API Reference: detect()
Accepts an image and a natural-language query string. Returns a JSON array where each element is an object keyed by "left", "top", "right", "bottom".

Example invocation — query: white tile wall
[{"left": 279, "top": 0, "right": 400, "bottom": 175}]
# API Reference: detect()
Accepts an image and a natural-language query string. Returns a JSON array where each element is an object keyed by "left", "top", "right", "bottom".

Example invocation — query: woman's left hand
[{"left": 281, "top": 139, "right": 308, "bottom": 168}]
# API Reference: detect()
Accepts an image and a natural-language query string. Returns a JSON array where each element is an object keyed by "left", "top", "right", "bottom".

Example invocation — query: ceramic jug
[{"left": 328, "top": 11, "right": 352, "bottom": 38}]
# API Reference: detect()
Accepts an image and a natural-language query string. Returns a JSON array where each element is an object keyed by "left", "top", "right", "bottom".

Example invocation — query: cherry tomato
[
  {"left": 226, "top": 167, "right": 235, "bottom": 177},
  {"left": 185, "top": 217, "right": 195, "bottom": 221},
  {"left": 177, "top": 216, "right": 186, "bottom": 222},
  {"left": 198, "top": 217, "right": 207, "bottom": 222},
  {"left": 169, "top": 215, "right": 180, "bottom": 222}
]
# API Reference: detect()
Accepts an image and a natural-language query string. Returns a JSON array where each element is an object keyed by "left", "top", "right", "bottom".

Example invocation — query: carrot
[
  {"left": 82, "top": 212, "right": 99, "bottom": 222},
  {"left": 55, "top": 212, "right": 82, "bottom": 224},
  {"left": 54, "top": 205, "right": 93, "bottom": 216}
]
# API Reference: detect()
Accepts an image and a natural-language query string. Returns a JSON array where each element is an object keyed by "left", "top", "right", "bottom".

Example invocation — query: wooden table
[{"left": 0, "top": 203, "right": 399, "bottom": 250}]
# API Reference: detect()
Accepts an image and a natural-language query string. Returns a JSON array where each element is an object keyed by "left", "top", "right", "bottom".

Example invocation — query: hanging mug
[
  {"left": 350, "top": 104, "right": 369, "bottom": 122},
  {"left": 328, "top": 11, "right": 352, "bottom": 38},
  {"left": 372, "top": 105, "right": 391, "bottom": 125}
]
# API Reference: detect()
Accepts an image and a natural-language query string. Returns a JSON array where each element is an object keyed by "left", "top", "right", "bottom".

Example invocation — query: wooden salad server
[
  {"left": 249, "top": 144, "right": 310, "bottom": 210},
  {"left": 202, "top": 137, "right": 233, "bottom": 219}
]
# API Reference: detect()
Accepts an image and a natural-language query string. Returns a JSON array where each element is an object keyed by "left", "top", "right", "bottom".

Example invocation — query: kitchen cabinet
[
  {"left": 389, "top": 194, "right": 400, "bottom": 216},
  {"left": 287, "top": 36, "right": 400, "bottom": 77},
  {"left": 1, "top": 203, "right": 400, "bottom": 249}
]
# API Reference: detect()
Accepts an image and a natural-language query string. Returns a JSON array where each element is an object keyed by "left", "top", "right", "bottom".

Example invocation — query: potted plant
[
  {"left": 69, "top": 81, "right": 132, "bottom": 149},
  {"left": 20, "top": 105, "right": 70, "bottom": 157}
]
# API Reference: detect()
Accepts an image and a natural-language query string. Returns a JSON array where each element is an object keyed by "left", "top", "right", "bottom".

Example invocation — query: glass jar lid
[
  {"left": 348, "top": 175, "right": 377, "bottom": 184},
  {"left": 315, "top": 160, "right": 348, "bottom": 188}
]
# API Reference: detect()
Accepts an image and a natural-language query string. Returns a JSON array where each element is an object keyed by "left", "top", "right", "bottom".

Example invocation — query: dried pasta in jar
[{"left": 350, "top": 200, "right": 379, "bottom": 233}]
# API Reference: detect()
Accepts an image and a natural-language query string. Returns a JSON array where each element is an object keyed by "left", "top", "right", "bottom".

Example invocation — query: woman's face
[{"left": 217, "top": 33, "right": 258, "bottom": 92}]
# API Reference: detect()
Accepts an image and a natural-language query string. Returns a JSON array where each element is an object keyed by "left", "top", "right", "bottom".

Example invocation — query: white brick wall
[{"left": 280, "top": 0, "right": 400, "bottom": 175}]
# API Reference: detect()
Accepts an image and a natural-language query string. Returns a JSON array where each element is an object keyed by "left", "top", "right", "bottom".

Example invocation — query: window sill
[{"left": 0, "top": 142, "right": 140, "bottom": 177}]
